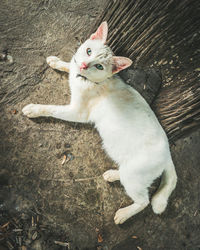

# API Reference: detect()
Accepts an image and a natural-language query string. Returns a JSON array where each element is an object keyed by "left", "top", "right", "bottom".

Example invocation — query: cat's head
[{"left": 73, "top": 21, "right": 132, "bottom": 83}]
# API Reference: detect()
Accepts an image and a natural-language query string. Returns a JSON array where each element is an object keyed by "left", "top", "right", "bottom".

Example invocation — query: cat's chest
[
  {"left": 79, "top": 91, "right": 105, "bottom": 120},
  {"left": 72, "top": 83, "right": 109, "bottom": 121}
]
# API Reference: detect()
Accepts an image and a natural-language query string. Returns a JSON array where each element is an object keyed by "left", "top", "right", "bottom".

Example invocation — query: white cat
[{"left": 22, "top": 21, "right": 177, "bottom": 224}]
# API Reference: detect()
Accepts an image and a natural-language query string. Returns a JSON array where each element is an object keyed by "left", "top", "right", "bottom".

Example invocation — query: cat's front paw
[
  {"left": 46, "top": 56, "right": 61, "bottom": 69},
  {"left": 22, "top": 104, "right": 43, "bottom": 118}
]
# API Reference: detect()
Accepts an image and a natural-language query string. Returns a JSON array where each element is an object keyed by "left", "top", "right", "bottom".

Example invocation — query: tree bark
[{"left": 89, "top": 0, "right": 200, "bottom": 142}]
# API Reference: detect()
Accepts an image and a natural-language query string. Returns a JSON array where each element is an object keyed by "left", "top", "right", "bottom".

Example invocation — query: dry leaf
[
  {"left": 132, "top": 235, "right": 138, "bottom": 239},
  {"left": 31, "top": 216, "right": 34, "bottom": 227},
  {"left": 194, "top": 210, "right": 198, "bottom": 216},
  {"left": 12, "top": 109, "right": 17, "bottom": 114},
  {"left": 1, "top": 222, "right": 10, "bottom": 228},
  {"left": 98, "top": 234, "right": 103, "bottom": 243},
  {"left": 61, "top": 155, "right": 67, "bottom": 165},
  {"left": 32, "top": 231, "right": 37, "bottom": 240},
  {"left": 54, "top": 241, "right": 69, "bottom": 247}
]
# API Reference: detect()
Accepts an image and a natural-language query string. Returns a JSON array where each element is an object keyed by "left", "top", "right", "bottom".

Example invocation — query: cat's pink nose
[{"left": 80, "top": 62, "right": 88, "bottom": 70}]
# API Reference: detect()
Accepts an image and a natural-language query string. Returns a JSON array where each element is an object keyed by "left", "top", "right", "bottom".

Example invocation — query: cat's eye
[
  {"left": 86, "top": 48, "right": 92, "bottom": 56},
  {"left": 95, "top": 64, "right": 104, "bottom": 70}
]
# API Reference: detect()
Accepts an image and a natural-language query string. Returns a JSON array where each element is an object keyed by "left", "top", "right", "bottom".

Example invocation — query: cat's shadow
[{"left": 33, "top": 116, "right": 93, "bottom": 131}]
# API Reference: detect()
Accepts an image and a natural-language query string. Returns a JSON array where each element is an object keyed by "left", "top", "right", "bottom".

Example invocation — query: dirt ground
[{"left": 0, "top": 0, "right": 200, "bottom": 249}]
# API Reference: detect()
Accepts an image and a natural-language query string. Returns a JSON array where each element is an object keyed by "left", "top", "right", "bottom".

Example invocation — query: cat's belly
[
  {"left": 101, "top": 125, "right": 168, "bottom": 166},
  {"left": 100, "top": 125, "right": 170, "bottom": 185},
  {"left": 91, "top": 98, "right": 170, "bottom": 170}
]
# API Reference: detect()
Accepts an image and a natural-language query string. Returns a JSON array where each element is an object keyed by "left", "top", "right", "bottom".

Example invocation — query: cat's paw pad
[
  {"left": 103, "top": 169, "right": 119, "bottom": 182},
  {"left": 22, "top": 104, "right": 41, "bottom": 118},
  {"left": 46, "top": 56, "right": 60, "bottom": 68},
  {"left": 114, "top": 207, "right": 130, "bottom": 224}
]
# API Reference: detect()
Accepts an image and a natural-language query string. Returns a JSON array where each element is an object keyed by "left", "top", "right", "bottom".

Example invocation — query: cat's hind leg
[
  {"left": 114, "top": 184, "right": 149, "bottom": 224},
  {"left": 151, "top": 163, "right": 177, "bottom": 214},
  {"left": 103, "top": 169, "right": 119, "bottom": 182},
  {"left": 46, "top": 56, "right": 70, "bottom": 73}
]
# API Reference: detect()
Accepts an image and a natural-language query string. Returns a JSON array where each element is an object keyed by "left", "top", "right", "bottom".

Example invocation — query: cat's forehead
[{"left": 80, "top": 39, "right": 112, "bottom": 58}]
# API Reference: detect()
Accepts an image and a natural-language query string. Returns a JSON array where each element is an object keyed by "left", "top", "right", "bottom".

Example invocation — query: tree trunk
[{"left": 89, "top": 0, "right": 200, "bottom": 142}]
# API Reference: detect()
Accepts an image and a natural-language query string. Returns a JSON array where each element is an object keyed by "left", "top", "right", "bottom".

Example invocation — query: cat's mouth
[{"left": 74, "top": 57, "right": 100, "bottom": 84}]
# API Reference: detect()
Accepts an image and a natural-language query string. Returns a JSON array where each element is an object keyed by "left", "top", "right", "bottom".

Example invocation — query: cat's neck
[{"left": 76, "top": 73, "right": 105, "bottom": 85}]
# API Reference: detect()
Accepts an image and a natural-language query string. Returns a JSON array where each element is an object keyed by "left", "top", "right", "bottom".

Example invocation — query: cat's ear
[
  {"left": 90, "top": 21, "right": 108, "bottom": 44},
  {"left": 112, "top": 56, "right": 133, "bottom": 74}
]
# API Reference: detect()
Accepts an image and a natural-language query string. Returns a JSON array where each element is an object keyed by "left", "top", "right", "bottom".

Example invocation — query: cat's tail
[{"left": 151, "top": 163, "right": 177, "bottom": 214}]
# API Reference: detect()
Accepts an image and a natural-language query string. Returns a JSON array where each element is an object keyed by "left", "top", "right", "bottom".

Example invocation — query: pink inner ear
[
  {"left": 90, "top": 21, "right": 108, "bottom": 44},
  {"left": 90, "top": 26, "right": 103, "bottom": 40},
  {"left": 112, "top": 57, "right": 133, "bottom": 74}
]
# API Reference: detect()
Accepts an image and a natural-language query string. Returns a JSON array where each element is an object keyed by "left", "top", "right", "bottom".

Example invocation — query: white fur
[
  {"left": 103, "top": 169, "right": 120, "bottom": 182},
  {"left": 22, "top": 22, "right": 177, "bottom": 224}
]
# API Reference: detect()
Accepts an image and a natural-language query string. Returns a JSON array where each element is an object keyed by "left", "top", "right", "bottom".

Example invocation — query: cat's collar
[
  {"left": 76, "top": 74, "right": 88, "bottom": 81},
  {"left": 76, "top": 74, "right": 100, "bottom": 85}
]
